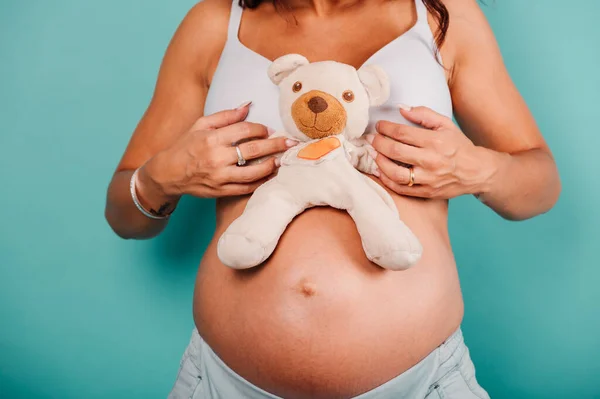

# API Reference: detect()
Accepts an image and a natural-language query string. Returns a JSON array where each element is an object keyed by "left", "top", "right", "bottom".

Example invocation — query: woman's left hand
[{"left": 366, "top": 106, "right": 491, "bottom": 199}]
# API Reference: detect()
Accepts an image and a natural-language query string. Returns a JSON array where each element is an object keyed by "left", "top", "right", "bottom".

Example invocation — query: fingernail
[
  {"left": 236, "top": 100, "right": 252, "bottom": 110},
  {"left": 285, "top": 139, "right": 299, "bottom": 147},
  {"left": 398, "top": 103, "right": 412, "bottom": 111},
  {"left": 267, "top": 127, "right": 276, "bottom": 136},
  {"left": 274, "top": 157, "right": 281, "bottom": 167},
  {"left": 373, "top": 167, "right": 381, "bottom": 177},
  {"left": 375, "top": 121, "right": 381, "bottom": 131},
  {"left": 364, "top": 133, "right": 375, "bottom": 144}
]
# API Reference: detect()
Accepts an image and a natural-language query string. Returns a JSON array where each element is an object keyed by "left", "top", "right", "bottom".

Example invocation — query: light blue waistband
[{"left": 192, "top": 327, "right": 465, "bottom": 399}]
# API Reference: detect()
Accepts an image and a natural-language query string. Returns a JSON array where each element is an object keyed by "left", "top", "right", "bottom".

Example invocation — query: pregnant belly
[{"left": 193, "top": 195, "right": 464, "bottom": 399}]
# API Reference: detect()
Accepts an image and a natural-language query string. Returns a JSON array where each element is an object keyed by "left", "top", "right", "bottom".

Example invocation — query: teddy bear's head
[{"left": 268, "top": 54, "right": 390, "bottom": 141}]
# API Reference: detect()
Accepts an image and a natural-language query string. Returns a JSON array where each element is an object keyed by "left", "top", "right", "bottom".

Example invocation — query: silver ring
[{"left": 235, "top": 145, "right": 246, "bottom": 166}]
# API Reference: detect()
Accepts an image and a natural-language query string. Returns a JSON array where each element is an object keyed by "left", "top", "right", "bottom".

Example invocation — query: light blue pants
[{"left": 168, "top": 328, "right": 490, "bottom": 399}]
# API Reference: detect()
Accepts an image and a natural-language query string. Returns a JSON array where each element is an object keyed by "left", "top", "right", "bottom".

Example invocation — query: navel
[{"left": 297, "top": 279, "right": 318, "bottom": 297}]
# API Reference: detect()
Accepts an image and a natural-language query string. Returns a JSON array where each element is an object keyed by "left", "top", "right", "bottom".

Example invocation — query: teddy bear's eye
[
  {"left": 342, "top": 90, "right": 354, "bottom": 103},
  {"left": 293, "top": 81, "right": 303, "bottom": 93}
]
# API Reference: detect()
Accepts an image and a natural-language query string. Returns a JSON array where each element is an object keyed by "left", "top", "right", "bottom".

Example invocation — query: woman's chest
[
  {"left": 205, "top": 6, "right": 453, "bottom": 132},
  {"left": 206, "top": 46, "right": 452, "bottom": 134}
]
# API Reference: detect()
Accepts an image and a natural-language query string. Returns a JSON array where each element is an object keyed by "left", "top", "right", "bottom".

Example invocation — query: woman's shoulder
[
  {"left": 442, "top": 0, "right": 496, "bottom": 49},
  {"left": 168, "top": 0, "right": 235, "bottom": 84},
  {"left": 431, "top": 0, "right": 499, "bottom": 85},
  {"left": 184, "top": 0, "right": 233, "bottom": 30},
  {"left": 178, "top": 0, "right": 233, "bottom": 46}
]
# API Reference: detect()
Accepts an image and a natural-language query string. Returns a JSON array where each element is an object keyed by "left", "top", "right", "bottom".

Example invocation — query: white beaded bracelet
[{"left": 130, "top": 168, "right": 171, "bottom": 220}]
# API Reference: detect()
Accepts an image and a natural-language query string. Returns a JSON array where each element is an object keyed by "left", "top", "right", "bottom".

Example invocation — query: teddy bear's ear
[
  {"left": 357, "top": 64, "right": 390, "bottom": 107},
  {"left": 268, "top": 54, "right": 310, "bottom": 85}
]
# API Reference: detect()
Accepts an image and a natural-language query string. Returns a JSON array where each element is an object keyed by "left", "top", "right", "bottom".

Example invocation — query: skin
[{"left": 105, "top": 0, "right": 560, "bottom": 397}]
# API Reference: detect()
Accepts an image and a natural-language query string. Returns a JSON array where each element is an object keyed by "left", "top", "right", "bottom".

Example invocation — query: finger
[
  {"left": 219, "top": 122, "right": 270, "bottom": 145},
  {"left": 190, "top": 101, "right": 251, "bottom": 131},
  {"left": 370, "top": 133, "right": 435, "bottom": 167},
  {"left": 220, "top": 178, "right": 271, "bottom": 197},
  {"left": 378, "top": 172, "right": 408, "bottom": 195},
  {"left": 374, "top": 121, "right": 433, "bottom": 148},
  {"left": 399, "top": 105, "right": 454, "bottom": 131},
  {"left": 379, "top": 172, "right": 435, "bottom": 198},
  {"left": 225, "top": 157, "right": 279, "bottom": 184},
  {"left": 375, "top": 153, "right": 433, "bottom": 186},
  {"left": 232, "top": 137, "right": 298, "bottom": 162}
]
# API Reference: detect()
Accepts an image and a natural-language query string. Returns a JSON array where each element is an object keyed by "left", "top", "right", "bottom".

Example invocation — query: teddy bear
[{"left": 217, "top": 54, "right": 422, "bottom": 271}]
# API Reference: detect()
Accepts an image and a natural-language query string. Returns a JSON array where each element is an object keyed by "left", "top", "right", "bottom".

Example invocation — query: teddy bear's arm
[{"left": 345, "top": 138, "right": 378, "bottom": 176}]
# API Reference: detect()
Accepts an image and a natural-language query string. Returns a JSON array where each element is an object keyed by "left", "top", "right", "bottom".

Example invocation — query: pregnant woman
[{"left": 105, "top": 0, "right": 560, "bottom": 397}]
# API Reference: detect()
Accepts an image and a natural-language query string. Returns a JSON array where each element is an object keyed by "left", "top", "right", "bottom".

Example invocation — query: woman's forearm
[
  {"left": 104, "top": 168, "right": 180, "bottom": 240},
  {"left": 476, "top": 147, "right": 561, "bottom": 221}
]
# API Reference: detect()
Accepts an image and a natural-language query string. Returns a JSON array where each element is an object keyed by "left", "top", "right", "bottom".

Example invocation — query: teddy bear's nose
[{"left": 307, "top": 96, "right": 328, "bottom": 114}]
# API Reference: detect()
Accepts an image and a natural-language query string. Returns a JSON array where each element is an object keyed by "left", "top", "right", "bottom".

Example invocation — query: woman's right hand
[{"left": 136, "top": 103, "right": 298, "bottom": 205}]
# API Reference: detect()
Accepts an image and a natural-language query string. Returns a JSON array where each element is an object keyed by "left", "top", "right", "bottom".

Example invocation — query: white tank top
[{"left": 204, "top": 0, "right": 453, "bottom": 132}]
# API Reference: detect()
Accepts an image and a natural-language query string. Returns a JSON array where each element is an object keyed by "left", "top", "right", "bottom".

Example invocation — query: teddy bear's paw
[
  {"left": 371, "top": 248, "right": 423, "bottom": 271},
  {"left": 217, "top": 233, "right": 267, "bottom": 269}
]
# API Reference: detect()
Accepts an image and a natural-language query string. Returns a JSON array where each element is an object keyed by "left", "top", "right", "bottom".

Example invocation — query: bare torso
[
  {"left": 193, "top": 2, "right": 463, "bottom": 397},
  {"left": 195, "top": 197, "right": 462, "bottom": 398}
]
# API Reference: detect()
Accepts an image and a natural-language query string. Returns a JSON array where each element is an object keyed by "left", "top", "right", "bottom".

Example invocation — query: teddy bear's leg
[
  {"left": 217, "top": 178, "right": 306, "bottom": 269},
  {"left": 346, "top": 174, "right": 423, "bottom": 271}
]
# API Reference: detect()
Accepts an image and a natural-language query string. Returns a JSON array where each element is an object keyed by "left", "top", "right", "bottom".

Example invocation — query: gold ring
[{"left": 407, "top": 166, "right": 415, "bottom": 187}]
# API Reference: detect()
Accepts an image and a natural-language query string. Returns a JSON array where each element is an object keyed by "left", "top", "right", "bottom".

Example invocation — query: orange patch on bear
[{"left": 297, "top": 137, "right": 341, "bottom": 160}]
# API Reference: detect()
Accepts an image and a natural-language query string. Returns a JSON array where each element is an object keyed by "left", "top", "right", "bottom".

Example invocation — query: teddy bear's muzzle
[{"left": 292, "top": 90, "right": 347, "bottom": 139}]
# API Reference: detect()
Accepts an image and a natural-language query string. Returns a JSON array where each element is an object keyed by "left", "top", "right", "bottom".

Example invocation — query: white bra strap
[
  {"left": 227, "top": 0, "right": 244, "bottom": 40},
  {"left": 414, "top": 0, "right": 429, "bottom": 27}
]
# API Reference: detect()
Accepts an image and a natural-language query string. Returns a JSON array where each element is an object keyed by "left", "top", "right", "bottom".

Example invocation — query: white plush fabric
[{"left": 217, "top": 56, "right": 423, "bottom": 270}]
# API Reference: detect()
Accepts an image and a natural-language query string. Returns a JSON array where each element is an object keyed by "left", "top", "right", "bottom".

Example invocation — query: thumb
[
  {"left": 399, "top": 105, "right": 452, "bottom": 130},
  {"left": 190, "top": 101, "right": 252, "bottom": 131}
]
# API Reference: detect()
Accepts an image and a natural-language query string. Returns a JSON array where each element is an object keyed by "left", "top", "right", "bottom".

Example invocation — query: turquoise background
[{"left": 1, "top": 0, "right": 598, "bottom": 398}]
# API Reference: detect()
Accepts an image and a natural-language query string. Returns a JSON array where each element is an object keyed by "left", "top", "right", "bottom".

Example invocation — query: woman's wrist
[
  {"left": 471, "top": 145, "right": 510, "bottom": 201},
  {"left": 135, "top": 155, "right": 182, "bottom": 217}
]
